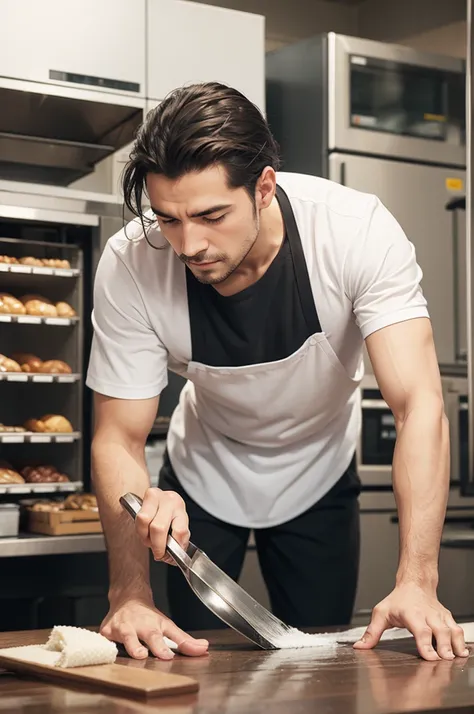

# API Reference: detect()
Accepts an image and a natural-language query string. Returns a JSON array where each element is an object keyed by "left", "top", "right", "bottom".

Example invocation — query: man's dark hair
[{"left": 122, "top": 81, "right": 281, "bottom": 234}]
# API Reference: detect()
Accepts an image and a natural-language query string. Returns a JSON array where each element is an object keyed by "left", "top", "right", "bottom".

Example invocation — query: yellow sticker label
[
  {"left": 424, "top": 113, "right": 446, "bottom": 122},
  {"left": 446, "top": 178, "right": 464, "bottom": 191}
]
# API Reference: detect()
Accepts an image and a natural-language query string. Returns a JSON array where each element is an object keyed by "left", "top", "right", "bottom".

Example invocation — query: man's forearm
[
  {"left": 92, "top": 437, "right": 152, "bottom": 602},
  {"left": 392, "top": 399, "right": 450, "bottom": 590}
]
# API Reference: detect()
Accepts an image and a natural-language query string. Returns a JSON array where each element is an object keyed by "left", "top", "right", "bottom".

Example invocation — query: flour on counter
[
  {"left": 152, "top": 623, "right": 474, "bottom": 652},
  {"left": 266, "top": 621, "right": 474, "bottom": 650},
  {"left": 271, "top": 628, "right": 340, "bottom": 650}
]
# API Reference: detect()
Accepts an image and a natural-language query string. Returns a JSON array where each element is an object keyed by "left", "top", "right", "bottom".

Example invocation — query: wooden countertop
[{"left": 1, "top": 628, "right": 474, "bottom": 714}]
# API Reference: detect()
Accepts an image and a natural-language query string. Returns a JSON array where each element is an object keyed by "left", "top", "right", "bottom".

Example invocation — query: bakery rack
[{"left": 0, "top": 235, "right": 83, "bottom": 495}]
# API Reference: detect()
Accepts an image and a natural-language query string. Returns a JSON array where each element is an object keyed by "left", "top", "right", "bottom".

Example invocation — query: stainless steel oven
[
  {"left": 357, "top": 374, "right": 471, "bottom": 488},
  {"left": 443, "top": 376, "right": 470, "bottom": 488},
  {"left": 356, "top": 375, "right": 394, "bottom": 486},
  {"left": 327, "top": 33, "right": 465, "bottom": 167}
]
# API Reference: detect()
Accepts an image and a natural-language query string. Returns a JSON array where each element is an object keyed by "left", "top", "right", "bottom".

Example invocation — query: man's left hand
[{"left": 353, "top": 582, "right": 469, "bottom": 661}]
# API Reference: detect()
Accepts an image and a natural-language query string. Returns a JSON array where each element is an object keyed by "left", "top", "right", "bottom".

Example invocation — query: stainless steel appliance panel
[
  {"left": 329, "top": 153, "right": 465, "bottom": 369},
  {"left": 328, "top": 33, "right": 465, "bottom": 167},
  {"left": 467, "top": 0, "right": 474, "bottom": 496},
  {"left": 355, "top": 490, "right": 474, "bottom": 624}
]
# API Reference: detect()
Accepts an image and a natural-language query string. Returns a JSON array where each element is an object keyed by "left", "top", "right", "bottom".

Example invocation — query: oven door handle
[
  {"left": 446, "top": 195, "right": 467, "bottom": 362},
  {"left": 361, "top": 399, "right": 390, "bottom": 409}
]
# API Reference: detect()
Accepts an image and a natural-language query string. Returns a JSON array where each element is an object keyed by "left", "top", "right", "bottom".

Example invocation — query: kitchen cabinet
[
  {"left": 0, "top": 0, "right": 146, "bottom": 97},
  {"left": 146, "top": 0, "right": 265, "bottom": 111}
]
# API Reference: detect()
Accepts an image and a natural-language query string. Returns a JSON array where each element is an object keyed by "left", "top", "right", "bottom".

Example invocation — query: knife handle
[{"left": 119, "top": 492, "right": 193, "bottom": 570}]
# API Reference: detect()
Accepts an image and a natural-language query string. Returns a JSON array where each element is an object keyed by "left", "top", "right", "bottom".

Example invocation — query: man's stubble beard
[{"left": 193, "top": 214, "right": 260, "bottom": 286}]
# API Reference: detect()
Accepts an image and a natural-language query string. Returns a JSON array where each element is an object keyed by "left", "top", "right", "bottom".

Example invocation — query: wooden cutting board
[{"left": 0, "top": 651, "right": 199, "bottom": 699}]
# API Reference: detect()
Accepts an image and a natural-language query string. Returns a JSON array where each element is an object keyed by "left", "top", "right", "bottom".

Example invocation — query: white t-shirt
[{"left": 86, "top": 172, "right": 428, "bottom": 526}]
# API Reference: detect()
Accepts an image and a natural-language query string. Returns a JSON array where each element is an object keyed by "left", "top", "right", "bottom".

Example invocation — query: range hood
[{"left": 0, "top": 78, "right": 144, "bottom": 186}]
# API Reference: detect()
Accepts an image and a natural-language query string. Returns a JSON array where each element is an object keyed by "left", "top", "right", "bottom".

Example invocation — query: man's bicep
[
  {"left": 365, "top": 318, "right": 443, "bottom": 421},
  {"left": 93, "top": 392, "right": 159, "bottom": 446}
]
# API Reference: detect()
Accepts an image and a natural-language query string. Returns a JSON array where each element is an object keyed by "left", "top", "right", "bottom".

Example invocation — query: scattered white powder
[
  {"left": 0, "top": 626, "right": 117, "bottom": 669},
  {"left": 271, "top": 621, "right": 474, "bottom": 650},
  {"left": 271, "top": 627, "right": 341, "bottom": 649}
]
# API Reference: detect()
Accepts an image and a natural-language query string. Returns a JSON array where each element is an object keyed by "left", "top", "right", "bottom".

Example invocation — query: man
[{"left": 86, "top": 81, "right": 468, "bottom": 663}]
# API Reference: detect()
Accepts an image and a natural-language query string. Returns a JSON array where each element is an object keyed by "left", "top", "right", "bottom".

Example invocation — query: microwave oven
[{"left": 327, "top": 33, "right": 466, "bottom": 167}]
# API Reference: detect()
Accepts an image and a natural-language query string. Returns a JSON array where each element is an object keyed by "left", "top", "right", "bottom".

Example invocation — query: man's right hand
[
  {"left": 100, "top": 594, "right": 209, "bottom": 660},
  {"left": 135, "top": 487, "right": 190, "bottom": 565}
]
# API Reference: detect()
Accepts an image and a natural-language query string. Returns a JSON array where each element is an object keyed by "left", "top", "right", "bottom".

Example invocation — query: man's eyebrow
[{"left": 151, "top": 204, "right": 232, "bottom": 219}]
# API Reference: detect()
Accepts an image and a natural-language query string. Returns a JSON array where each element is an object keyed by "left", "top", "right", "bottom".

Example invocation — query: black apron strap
[{"left": 275, "top": 185, "right": 322, "bottom": 335}]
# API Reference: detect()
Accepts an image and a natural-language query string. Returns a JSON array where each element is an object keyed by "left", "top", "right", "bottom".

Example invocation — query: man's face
[{"left": 146, "top": 165, "right": 260, "bottom": 285}]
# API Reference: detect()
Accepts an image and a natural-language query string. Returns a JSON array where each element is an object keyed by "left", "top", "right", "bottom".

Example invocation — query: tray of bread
[
  {"left": 0, "top": 353, "right": 79, "bottom": 382},
  {"left": 0, "top": 461, "right": 81, "bottom": 494},
  {"left": 26, "top": 494, "right": 102, "bottom": 535},
  {"left": 0, "top": 293, "right": 78, "bottom": 325},
  {"left": 0, "top": 414, "right": 80, "bottom": 443},
  {"left": 0, "top": 255, "right": 79, "bottom": 277}
]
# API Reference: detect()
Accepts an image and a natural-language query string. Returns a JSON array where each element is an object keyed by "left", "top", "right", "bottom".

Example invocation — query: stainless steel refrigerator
[
  {"left": 265, "top": 33, "right": 474, "bottom": 622},
  {"left": 266, "top": 32, "right": 466, "bottom": 373}
]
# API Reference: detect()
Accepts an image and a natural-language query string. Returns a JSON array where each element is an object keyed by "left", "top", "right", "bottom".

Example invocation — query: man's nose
[{"left": 180, "top": 222, "right": 208, "bottom": 259}]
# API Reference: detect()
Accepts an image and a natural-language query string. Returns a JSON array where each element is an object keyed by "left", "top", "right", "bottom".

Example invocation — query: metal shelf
[
  {"left": 0, "top": 481, "right": 82, "bottom": 496},
  {"left": 0, "top": 432, "right": 81, "bottom": 444},
  {"left": 0, "top": 314, "right": 79, "bottom": 325},
  {"left": 0, "top": 373, "right": 80, "bottom": 383},
  {"left": 0, "top": 264, "right": 80, "bottom": 277},
  {"left": 0, "top": 533, "right": 105, "bottom": 558}
]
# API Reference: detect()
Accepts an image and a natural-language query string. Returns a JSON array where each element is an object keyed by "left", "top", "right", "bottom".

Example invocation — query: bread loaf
[
  {"left": 21, "top": 295, "right": 57, "bottom": 318},
  {"left": 19, "top": 257, "right": 43, "bottom": 267},
  {"left": 0, "top": 354, "right": 22, "bottom": 373},
  {"left": 0, "top": 255, "right": 18, "bottom": 264},
  {"left": 38, "top": 360, "right": 72, "bottom": 374},
  {"left": 11, "top": 353, "right": 43, "bottom": 372},
  {"left": 22, "top": 465, "right": 70, "bottom": 483},
  {"left": 42, "top": 258, "right": 71, "bottom": 269},
  {"left": 0, "top": 468, "right": 25, "bottom": 484},
  {"left": 55, "top": 302, "right": 76, "bottom": 318},
  {"left": 0, "top": 423, "right": 26, "bottom": 433},
  {"left": 30, "top": 500, "right": 64, "bottom": 512},
  {"left": 0, "top": 293, "right": 26, "bottom": 315},
  {"left": 24, "top": 415, "right": 73, "bottom": 433},
  {"left": 64, "top": 493, "right": 97, "bottom": 510}
]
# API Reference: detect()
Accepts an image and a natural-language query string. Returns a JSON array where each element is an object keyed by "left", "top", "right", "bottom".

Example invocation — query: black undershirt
[{"left": 186, "top": 233, "right": 314, "bottom": 368}]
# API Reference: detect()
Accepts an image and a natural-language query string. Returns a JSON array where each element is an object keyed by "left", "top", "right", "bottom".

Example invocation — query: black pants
[{"left": 158, "top": 451, "right": 361, "bottom": 631}]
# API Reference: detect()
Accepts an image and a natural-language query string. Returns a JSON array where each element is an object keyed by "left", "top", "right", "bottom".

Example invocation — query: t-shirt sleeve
[
  {"left": 86, "top": 243, "right": 168, "bottom": 399},
  {"left": 343, "top": 196, "right": 429, "bottom": 340}
]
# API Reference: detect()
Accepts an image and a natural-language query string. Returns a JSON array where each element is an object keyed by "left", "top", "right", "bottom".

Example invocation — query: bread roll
[
  {"left": 0, "top": 293, "right": 26, "bottom": 315},
  {"left": 19, "top": 257, "right": 43, "bottom": 267},
  {"left": 39, "top": 360, "right": 72, "bottom": 374},
  {"left": 55, "top": 302, "right": 76, "bottom": 318},
  {"left": 11, "top": 353, "right": 43, "bottom": 373},
  {"left": 30, "top": 501, "right": 64, "bottom": 512},
  {"left": 24, "top": 415, "right": 73, "bottom": 433},
  {"left": 0, "top": 423, "right": 26, "bottom": 432},
  {"left": 0, "top": 468, "right": 25, "bottom": 484},
  {"left": 22, "top": 465, "right": 70, "bottom": 483},
  {"left": 21, "top": 295, "right": 57, "bottom": 318},
  {"left": 42, "top": 258, "right": 71, "bottom": 269},
  {"left": 0, "top": 255, "right": 18, "bottom": 264},
  {"left": 0, "top": 355, "right": 22, "bottom": 373},
  {"left": 64, "top": 493, "right": 97, "bottom": 510}
]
